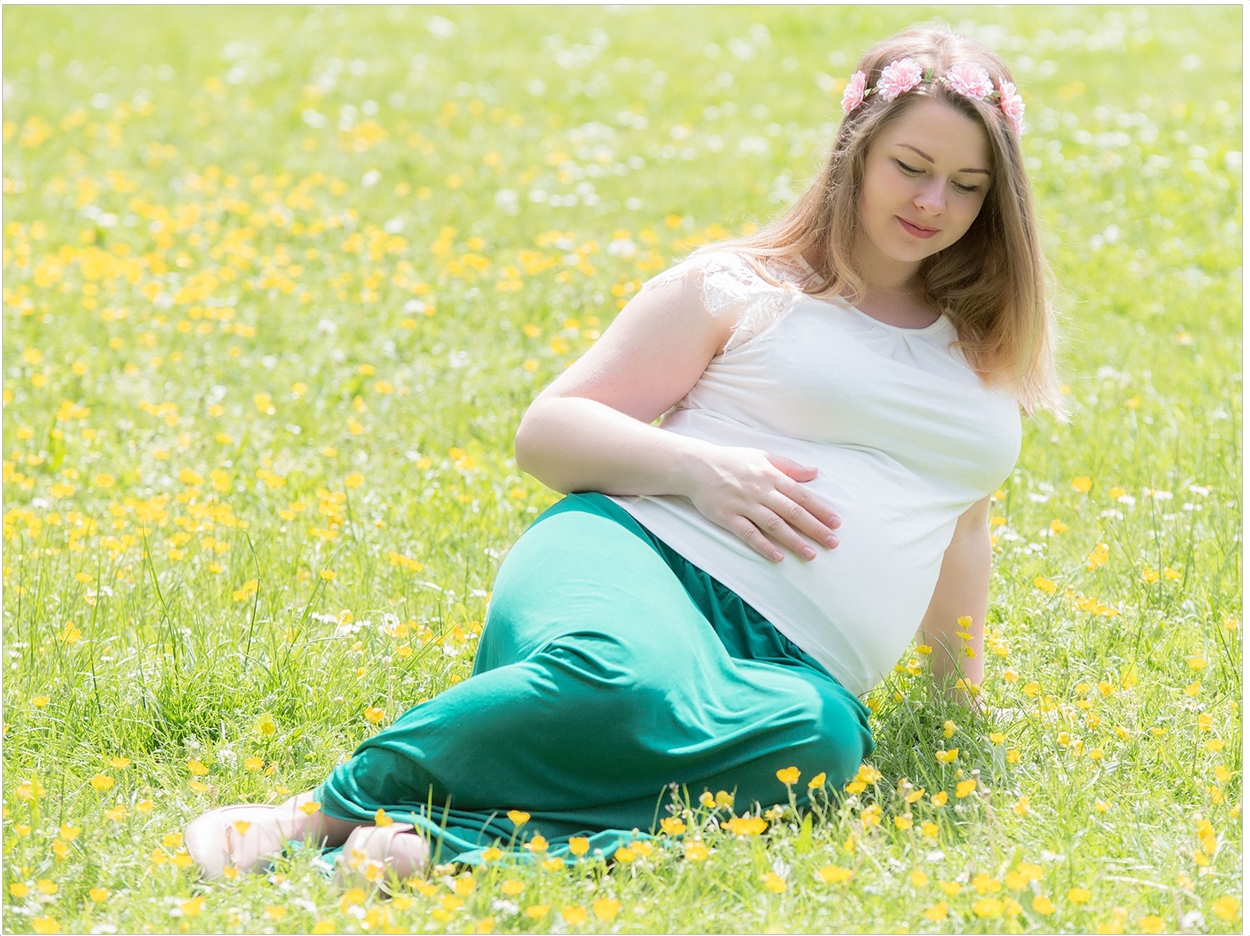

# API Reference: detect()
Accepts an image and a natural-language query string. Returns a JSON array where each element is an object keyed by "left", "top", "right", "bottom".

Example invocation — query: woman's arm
[
  {"left": 514, "top": 268, "right": 841, "bottom": 563},
  {"left": 916, "top": 495, "right": 993, "bottom": 704}
]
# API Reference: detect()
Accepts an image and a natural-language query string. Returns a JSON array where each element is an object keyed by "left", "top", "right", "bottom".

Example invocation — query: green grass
[{"left": 2, "top": 4, "right": 1241, "bottom": 933}]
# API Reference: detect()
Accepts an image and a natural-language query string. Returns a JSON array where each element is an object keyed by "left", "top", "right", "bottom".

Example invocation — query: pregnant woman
[{"left": 187, "top": 23, "right": 1062, "bottom": 884}]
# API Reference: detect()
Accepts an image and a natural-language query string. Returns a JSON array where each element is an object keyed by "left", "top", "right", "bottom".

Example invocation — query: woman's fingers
[
  {"left": 693, "top": 447, "right": 842, "bottom": 561},
  {"left": 765, "top": 453, "right": 841, "bottom": 529},
  {"left": 766, "top": 453, "right": 819, "bottom": 483},
  {"left": 733, "top": 502, "right": 830, "bottom": 563},
  {"left": 769, "top": 486, "right": 840, "bottom": 549},
  {"left": 731, "top": 515, "right": 787, "bottom": 563}
]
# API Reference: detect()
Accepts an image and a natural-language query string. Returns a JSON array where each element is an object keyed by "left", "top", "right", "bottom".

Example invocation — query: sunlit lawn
[{"left": 1, "top": 4, "right": 1241, "bottom": 934}]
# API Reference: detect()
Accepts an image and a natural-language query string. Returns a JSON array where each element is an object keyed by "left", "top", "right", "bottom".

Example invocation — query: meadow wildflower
[
  {"left": 776, "top": 766, "right": 800, "bottom": 786},
  {"left": 818, "top": 865, "right": 853, "bottom": 884},
  {"left": 561, "top": 905, "right": 589, "bottom": 925},
  {"left": 684, "top": 841, "right": 710, "bottom": 862},
  {"left": 593, "top": 898, "right": 622, "bottom": 921}
]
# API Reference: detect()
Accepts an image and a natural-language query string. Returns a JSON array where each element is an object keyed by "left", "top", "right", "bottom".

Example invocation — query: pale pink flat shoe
[
  {"left": 333, "top": 823, "right": 428, "bottom": 892},
  {"left": 185, "top": 804, "right": 290, "bottom": 880}
]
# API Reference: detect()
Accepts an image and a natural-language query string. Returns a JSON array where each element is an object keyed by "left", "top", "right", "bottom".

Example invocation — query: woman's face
[{"left": 854, "top": 96, "right": 992, "bottom": 288}]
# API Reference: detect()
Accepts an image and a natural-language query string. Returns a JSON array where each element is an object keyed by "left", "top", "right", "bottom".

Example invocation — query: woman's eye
[
  {"left": 953, "top": 182, "right": 980, "bottom": 195},
  {"left": 895, "top": 160, "right": 922, "bottom": 175}
]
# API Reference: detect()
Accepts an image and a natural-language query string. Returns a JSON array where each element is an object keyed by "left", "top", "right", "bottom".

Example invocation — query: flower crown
[{"left": 841, "top": 58, "right": 1024, "bottom": 139}]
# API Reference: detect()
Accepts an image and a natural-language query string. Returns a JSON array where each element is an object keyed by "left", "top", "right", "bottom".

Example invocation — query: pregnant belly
[{"left": 640, "top": 415, "right": 967, "bottom": 690}]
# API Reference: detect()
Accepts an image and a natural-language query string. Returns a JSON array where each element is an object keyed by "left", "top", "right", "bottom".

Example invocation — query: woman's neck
[
  {"left": 797, "top": 247, "right": 938, "bottom": 327},
  {"left": 854, "top": 280, "right": 939, "bottom": 328}
]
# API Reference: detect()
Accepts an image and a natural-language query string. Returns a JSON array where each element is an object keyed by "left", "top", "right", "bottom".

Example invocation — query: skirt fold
[{"left": 316, "top": 493, "right": 873, "bottom": 864}]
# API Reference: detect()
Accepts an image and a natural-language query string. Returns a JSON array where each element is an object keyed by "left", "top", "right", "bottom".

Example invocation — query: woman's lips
[{"left": 898, "top": 217, "right": 938, "bottom": 239}]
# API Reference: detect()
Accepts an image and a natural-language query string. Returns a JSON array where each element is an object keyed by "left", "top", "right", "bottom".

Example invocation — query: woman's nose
[{"left": 914, "top": 179, "right": 946, "bottom": 213}]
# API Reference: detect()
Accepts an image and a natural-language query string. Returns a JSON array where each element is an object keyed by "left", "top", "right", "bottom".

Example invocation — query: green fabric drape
[{"left": 316, "top": 493, "right": 873, "bottom": 865}]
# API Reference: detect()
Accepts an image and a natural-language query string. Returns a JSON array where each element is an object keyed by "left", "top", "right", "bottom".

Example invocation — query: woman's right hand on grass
[{"left": 684, "top": 446, "right": 841, "bottom": 563}]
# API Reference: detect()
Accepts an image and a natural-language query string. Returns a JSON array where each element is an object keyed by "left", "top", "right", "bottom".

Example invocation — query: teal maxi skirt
[{"left": 315, "top": 493, "right": 874, "bottom": 864}]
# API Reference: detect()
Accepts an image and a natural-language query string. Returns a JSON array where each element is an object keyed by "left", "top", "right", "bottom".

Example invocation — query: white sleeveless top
[{"left": 609, "top": 251, "right": 1021, "bottom": 696}]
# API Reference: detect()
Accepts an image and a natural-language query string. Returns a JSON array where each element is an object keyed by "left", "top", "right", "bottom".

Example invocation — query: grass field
[{"left": 1, "top": 4, "right": 1242, "bottom": 933}]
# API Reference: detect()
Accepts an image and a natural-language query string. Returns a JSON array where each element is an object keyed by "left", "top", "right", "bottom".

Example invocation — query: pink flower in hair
[
  {"left": 875, "top": 57, "right": 924, "bottom": 102},
  {"left": 841, "top": 70, "right": 868, "bottom": 115},
  {"left": 944, "top": 62, "right": 994, "bottom": 100},
  {"left": 998, "top": 79, "right": 1025, "bottom": 138}
]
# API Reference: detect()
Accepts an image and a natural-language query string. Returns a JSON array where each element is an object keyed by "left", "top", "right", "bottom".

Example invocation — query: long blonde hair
[{"left": 703, "top": 25, "right": 1064, "bottom": 417}]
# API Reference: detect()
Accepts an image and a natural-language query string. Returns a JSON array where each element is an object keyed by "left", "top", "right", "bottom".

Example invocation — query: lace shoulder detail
[{"left": 641, "top": 251, "right": 808, "bottom": 354}]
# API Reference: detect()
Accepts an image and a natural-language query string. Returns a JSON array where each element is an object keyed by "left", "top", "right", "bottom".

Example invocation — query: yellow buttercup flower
[
  {"left": 972, "top": 897, "right": 1004, "bottom": 918},
  {"left": 762, "top": 872, "right": 787, "bottom": 894},
  {"left": 561, "top": 906, "right": 588, "bottom": 925},
  {"left": 684, "top": 840, "right": 709, "bottom": 862},
  {"left": 818, "top": 865, "right": 852, "bottom": 884},
  {"left": 660, "top": 817, "right": 686, "bottom": 835},
  {"left": 725, "top": 815, "right": 767, "bottom": 836},
  {"left": 593, "top": 898, "right": 621, "bottom": 921},
  {"left": 1212, "top": 896, "right": 1241, "bottom": 922}
]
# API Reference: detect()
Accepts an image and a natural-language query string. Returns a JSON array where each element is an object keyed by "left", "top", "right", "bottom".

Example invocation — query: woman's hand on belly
[{"left": 683, "top": 445, "right": 841, "bottom": 563}]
